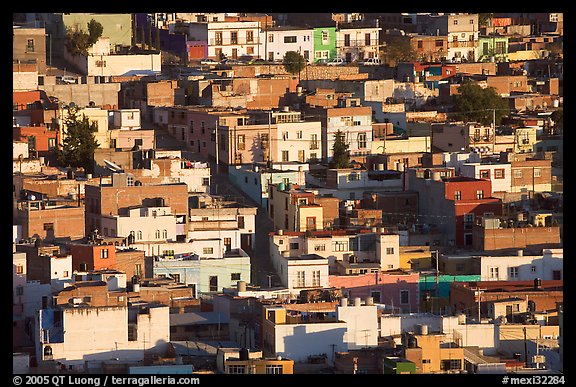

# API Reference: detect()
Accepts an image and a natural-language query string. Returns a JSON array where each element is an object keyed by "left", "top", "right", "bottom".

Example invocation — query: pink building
[{"left": 329, "top": 270, "right": 420, "bottom": 313}]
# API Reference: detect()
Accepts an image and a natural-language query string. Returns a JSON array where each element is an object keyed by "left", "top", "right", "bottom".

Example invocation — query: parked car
[
  {"left": 327, "top": 58, "right": 346, "bottom": 66},
  {"left": 220, "top": 58, "right": 240, "bottom": 65},
  {"left": 200, "top": 58, "right": 217, "bottom": 65},
  {"left": 359, "top": 58, "right": 381, "bottom": 66}
]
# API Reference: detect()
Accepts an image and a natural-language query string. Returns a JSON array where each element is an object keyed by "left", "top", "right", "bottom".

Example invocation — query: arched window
[
  {"left": 162, "top": 229, "right": 168, "bottom": 238},
  {"left": 155, "top": 230, "right": 160, "bottom": 239},
  {"left": 137, "top": 231, "right": 142, "bottom": 240}
]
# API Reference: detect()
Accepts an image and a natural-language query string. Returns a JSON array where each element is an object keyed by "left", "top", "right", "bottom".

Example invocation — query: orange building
[{"left": 69, "top": 242, "right": 117, "bottom": 272}]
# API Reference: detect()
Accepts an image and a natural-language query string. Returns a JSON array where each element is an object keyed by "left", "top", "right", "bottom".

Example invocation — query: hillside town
[{"left": 13, "top": 12, "right": 563, "bottom": 375}]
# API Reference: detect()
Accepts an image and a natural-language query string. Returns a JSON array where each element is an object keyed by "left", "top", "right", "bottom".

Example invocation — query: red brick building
[
  {"left": 15, "top": 200, "right": 85, "bottom": 242},
  {"left": 408, "top": 171, "right": 503, "bottom": 247},
  {"left": 450, "top": 280, "right": 563, "bottom": 318},
  {"left": 68, "top": 242, "right": 117, "bottom": 272}
]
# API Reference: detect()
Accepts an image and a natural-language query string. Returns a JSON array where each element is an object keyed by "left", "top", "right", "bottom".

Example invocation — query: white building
[
  {"left": 137, "top": 157, "right": 211, "bottom": 193},
  {"left": 110, "top": 109, "right": 141, "bottom": 130},
  {"left": 460, "top": 162, "right": 512, "bottom": 193},
  {"left": 441, "top": 151, "right": 482, "bottom": 175},
  {"left": 336, "top": 297, "right": 379, "bottom": 349},
  {"left": 101, "top": 205, "right": 177, "bottom": 242},
  {"left": 270, "top": 230, "right": 400, "bottom": 274},
  {"left": 324, "top": 103, "right": 373, "bottom": 160},
  {"left": 336, "top": 26, "right": 381, "bottom": 63},
  {"left": 185, "top": 20, "right": 262, "bottom": 60},
  {"left": 261, "top": 26, "right": 314, "bottom": 63},
  {"left": 269, "top": 250, "right": 329, "bottom": 296},
  {"left": 64, "top": 37, "right": 161, "bottom": 77},
  {"left": 379, "top": 313, "right": 500, "bottom": 355},
  {"left": 479, "top": 249, "right": 563, "bottom": 282},
  {"left": 275, "top": 119, "right": 323, "bottom": 163},
  {"left": 36, "top": 302, "right": 170, "bottom": 367}
]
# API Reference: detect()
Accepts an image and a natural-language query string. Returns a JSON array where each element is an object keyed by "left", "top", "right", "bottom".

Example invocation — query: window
[
  {"left": 26, "top": 39, "right": 35, "bottom": 52},
  {"left": 203, "top": 247, "right": 214, "bottom": 254},
  {"left": 296, "top": 131, "right": 303, "bottom": 139},
  {"left": 127, "top": 176, "right": 134, "bottom": 186},
  {"left": 552, "top": 270, "right": 561, "bottom": 280},
  {"left": 333, "top": 241, "right": 348, "bottom": 252},
  {"left": 509, "top": 267, "right": 519, "bottom": 279},
  {"left": 15, "top": 265, "right": 24, "bottom": 274},
  {"left": 310, "top": 134, "right": 318, "bottom": 149},
  {"left": 231, "top": 273, "right": 241, "bottom": 281},
  {"left": 282, "top": 150, "right": 289, "bottom": 162},
  {"left": 533, "top": 168, "right": 541, "bottom": 177},
  {"left": 494, "top": 169, "right": 505, "bottom": 179},
  {"left": 268, "top": 34, "right": 274, "bottom": 43},
  {"left": 202, "top": 177, "right": 210, "bottom": 186},
  {"left": 155, "top": 230, "right": 160, "bottom": 239},
  {"left": 266, "top": 365, "right": 283, "bottom": 374},
  {"left": 435, "top": 39, "right": 443, "bottom": 47},
  {"left": 43, "top": 223, "right": 54, "bottom": 231},
  {"left": 312, "top": 270, "right": 321, "bottom": 287},
  {"left": 422, "top": 359, "right": 431, "bottom": 364},
  {"left": 162, "top": 230, "right": 167, "bottom": 238},
  {"left": 453, "top": 19, "right": 458, "bottom": 25},
  {"left": 514, "top": 170, "right": 523, "bottom": 178},
  {"left": 306, "top": 216, "right": 316, "bottom": 230},
  {"left": 476, "top": 190, "right": 484, "bottom": 199},
  {"left": 489, "top": 267, "right": 499, "bottom": 280},
  {"left": 285, "top": 197, "right": 289, "bottom": 210},
  {"left": 314, "top": 244, "right": 326, "bottom": 251},
  {"left": 358, "top": 133, "right": 367, "bottom": 148},
  {"left": 230, "top": 31, "right": 238, "bottom": 44},
  {"left": 297, "top": 271, "right": 305, "bottom": 287},
  {"left": 284, "top": 36, "right": 297, "bottom": 43},
  {"left": 227, "top": 365, "right": 245, "bottom": 374},
  {"left": 246, "top": 31, "right": 254, "bottom": 43},
  {"left": 344, "top": 34, "right": 350, "bottom": 47},
  {"left": 386, "top": 247, "right": 395, "bottom": 255},
  {"left": 209, "top": 276, "right": 218, "bottom": 292},
  {"left": 441, "top": 359, "right": 462, "bottom": 371},
  {"left": 480, "top": 170, "right": 490, "bottom": 179},
  {"left": 298, "top": 150, "right": 305, "bottom": 162},
  {"left": 289, "top": 242, "right": 299, "bottom": 250},
  {"left": 237, "top": 134, "right": 245, "bottom": 150},
  {"left": 454, "top": 191, "right": 462, "bottom": 201},
  {"left": 215, "top": 32, "right": 223, "bottom": 45},
  {"left": 171, "top": 273, "right": 180, "bottom": 283},
  {"left": 100, "top": 249, "right": 109, "bottom": 259},
  {"left": 321, "top": 30, "right": 329, "bottom": 43},
  {"left": 137, "top": 231, "right": 142, "bottom": 240},
  {"left": 48, "top": 138, "right": 56, "bottom": 150},
  {"left": 16, "top": 286, "right": 24, "bottom": 296},
  {"left": 417, "top": 40, "right": 423, "bottom": 49},
  {"left": 238, "top": 216, "right": 245, "bottom": 229},
  {"left": 464, "top": 213, "right": 474, "bottom": 230},
  {"left": 400, "top": 290, "right": 409, "bottom": 304},
  {"left": 135, "top": 264, "right": 142, "bottom": 276}
]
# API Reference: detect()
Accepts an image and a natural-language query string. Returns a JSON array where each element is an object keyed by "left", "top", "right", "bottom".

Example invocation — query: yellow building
[
  {"left": 268, "top": 183, "right": 324, "bottom": 232},
  {"left": 216, "top": 348, "right": 294, "bottom": 374},
  {"left": 399, "top": 246, "right": 433, "bottom": 270},
  {"left": 403, "top": 329, "right": 465, "bottom": 374}
]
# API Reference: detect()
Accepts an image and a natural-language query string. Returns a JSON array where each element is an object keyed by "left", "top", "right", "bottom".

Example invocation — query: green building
[
  {"left": 313, "top": 27, "right": 337, "bottom": 63},
  {"left": 478, "top": 35, "right": 509, "bottom": 62},
  {"left": 383, "top": 356, "right": 416, "bottom": 374},
  {"left": 62, "top": 13, "right": 133, "bottom": 49}
]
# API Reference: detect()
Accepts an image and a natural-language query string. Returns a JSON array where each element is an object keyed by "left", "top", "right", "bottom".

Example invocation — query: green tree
[
  {"left": 550, "top": 109, "right": 563, "bottom": 133},
  {"left": 65, "top": 19, "right": 103, "bottom": 56},
  {"left": 478, "top": 13, "right": 494, "bottom": 28},
  {"left": 329, "top": 130, "right": 350, "bottom": 169},
  {"left": 56, "top": 106, "right": 100, "bottom": 174},
  {"left": 383, "top": 36, "right": 417, "bottom": 66},
  {"left": 452, "top": 80, "right": 509, "bottom": 126},
  {"left": 283, "top": 51, "right": 306, "bottom": 76}
]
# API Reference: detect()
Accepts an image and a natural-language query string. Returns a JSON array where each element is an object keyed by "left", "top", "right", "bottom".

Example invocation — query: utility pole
[
  {"left": 215, "top": 118, "right": 219, "bottom": 174},
  {"left": 523, "top": 326, "right": 528, "bottom": 367}
]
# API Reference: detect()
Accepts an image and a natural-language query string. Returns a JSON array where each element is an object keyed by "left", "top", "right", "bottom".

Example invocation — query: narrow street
[{"left": 152, "top": 125, "right": 279, "bottom": 288}]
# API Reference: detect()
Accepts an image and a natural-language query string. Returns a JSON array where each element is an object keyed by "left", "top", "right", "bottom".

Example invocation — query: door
[{"left": 241, "top": 234, "right": 252, "bottom": 252}]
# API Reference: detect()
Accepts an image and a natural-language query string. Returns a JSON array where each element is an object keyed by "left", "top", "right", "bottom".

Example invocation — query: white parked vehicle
[
  {"left": 359, "top": 58, "right": 382, "bottom": 66},
  {"left": 327, "top": 58, "right": 346, "bottom": 66},
  {"left": 200, "top": 58, "right": 217, "bottom": 65}
]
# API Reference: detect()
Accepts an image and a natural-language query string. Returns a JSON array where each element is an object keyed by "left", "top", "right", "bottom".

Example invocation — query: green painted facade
[
  {"left": 478, "top": 36, "right": 509, "bottom": 62},
  {"left": 313, "top": 27, "right": 337, "bottom": 62},
  {"left": 383, "top": 357, "right": 416, "bottom": 374},
  {"left": 63, "top": 13, "right": 133, "bottom": 48}
]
